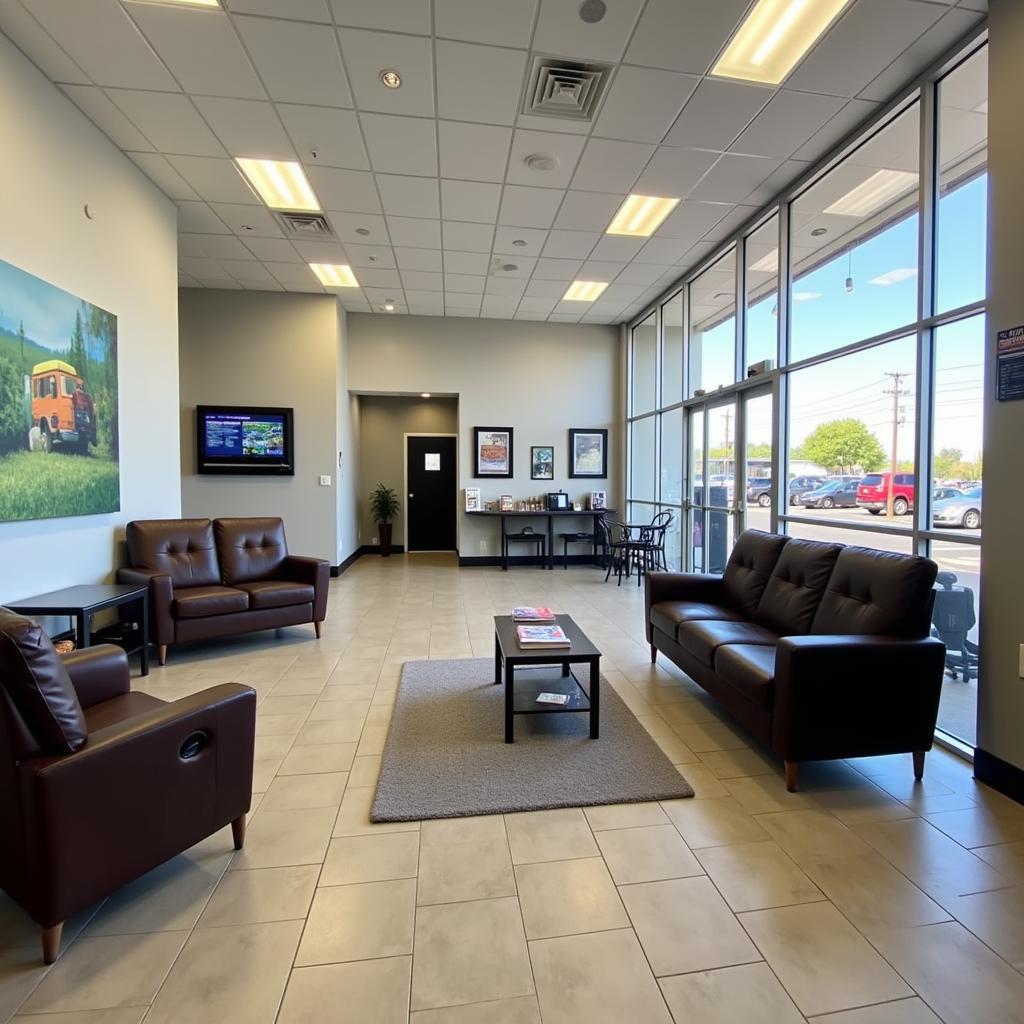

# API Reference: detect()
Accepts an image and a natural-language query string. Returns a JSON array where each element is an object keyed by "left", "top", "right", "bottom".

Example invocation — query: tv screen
[{"left": 196, "top": 405, "right": 294, "bottom": 475}]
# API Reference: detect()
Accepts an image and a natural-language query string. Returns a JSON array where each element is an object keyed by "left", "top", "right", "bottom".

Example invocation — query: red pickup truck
[{"left": 857, "top": 472, "right": 914, "bottom": 515}]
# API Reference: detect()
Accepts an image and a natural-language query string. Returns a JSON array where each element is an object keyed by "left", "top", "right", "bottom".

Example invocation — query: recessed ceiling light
[
  {"left": 236, "top": 159, "right": 320, "bottom": 211},
  {"left": 711, "top": 0, "right": 850, "bottom": 85},
  {"left": 525, "top": 153, "right": 558, "bottom": 172},
  {"left": 824, "top": 169, "right": 918, "bottom": 218},
  {"left": 749, "top": 249, "right": 778, "bottom": 273},
  {"left": 563, "top": 280, "right": 608, "bottom": 302},
  {"left": 512, "top": 239, "right": 527, "bottom": 247},
  {"left": 810, "top": 226, "right": 828, "bottom": 237},
  {"left": 384, "top": 303, "right": 395, "bottom": 311},
  {"left": 606, "top": 194, "right": 680, "bottom": 237},
  {"left": 380, "top": 69, "right": 402, "bottom": 89},
  {"left": 355, "top": 227, "right": 371, "bottom": 236},
  {"left": 125, "top": 0, "right": 220, "bottom": 7},
  {"left": 421, "top": 393, "right": 431, "bottom": 399},
  {"left": 868, "top": 268, "right": 918, "bottom": 287},
  {"left": 310, "top": 263, "right": 359, "bottom": 287}
]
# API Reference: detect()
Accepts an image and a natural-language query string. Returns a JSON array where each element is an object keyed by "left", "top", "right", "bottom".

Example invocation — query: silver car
[{"left": 932, "top": 486, "right": 982, "bottom": 529}]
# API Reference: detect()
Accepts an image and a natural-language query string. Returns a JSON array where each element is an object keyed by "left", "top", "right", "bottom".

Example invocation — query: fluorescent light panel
[
  {"left": 236, "top": 158, "right": 320, "bottom": 212},
  {"left": 606, "top": 195, "right": 680, "bottom": 237},
  {"left": 749, "top": 249, "right": 779, "bottom": 273},
  {"left": 126, "top": 0, "right": 220, "bottom": 7},
  {"left": 712, "top": 0, "right": 850, "bottom": 85},
  {"left": 563, "top": 281, "right": 608, "bottom": 302},
  {"left": 824, "top": 169, "right": 918, "bottom": 218},
  {"left": 310, "top": 264, "right": 359, "bottom": 288}
]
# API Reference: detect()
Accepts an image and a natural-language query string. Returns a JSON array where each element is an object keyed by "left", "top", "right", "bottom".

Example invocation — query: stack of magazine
[
  {"left": 511, "top": 606, "right": 555, "bottom": 622},
  {"left": 514, "top": 607, "right": 571, "bottom": 649}
]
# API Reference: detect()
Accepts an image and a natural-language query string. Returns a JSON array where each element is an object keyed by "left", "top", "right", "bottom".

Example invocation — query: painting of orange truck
[{"left": 27, "top": 359, "right": 97, "bottom": 454}]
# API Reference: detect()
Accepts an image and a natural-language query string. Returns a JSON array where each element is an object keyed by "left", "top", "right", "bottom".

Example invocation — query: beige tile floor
[{"left": 3, "top": 553, "right": 1024, "bottom": 1023}]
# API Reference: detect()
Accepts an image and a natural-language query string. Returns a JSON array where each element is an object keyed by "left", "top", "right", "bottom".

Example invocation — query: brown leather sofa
[
  {"left": 117, "top": 517, "right": 329, "bottom": 664},
  {"left": 646, "top": 530, "right": 945, "bottom": 790},
  {"left": 0, "top": 607, "right": 255, "bottom": 963}
]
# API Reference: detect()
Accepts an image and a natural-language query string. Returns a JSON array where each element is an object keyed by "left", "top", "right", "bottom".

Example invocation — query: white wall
[
  {"left": 0, "top": 34, "right": 180, "bottom": 603},
  {"left": 347, "top": 314, "right": 621, "bottom": 558}
]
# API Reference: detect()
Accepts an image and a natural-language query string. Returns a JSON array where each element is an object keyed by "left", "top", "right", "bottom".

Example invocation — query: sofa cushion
[
  {"left": 237, "top": 580, "right": 315, "bottom": 610},
  {"left": 172, "top": 586, "right": 249, "bottom": 619},
  {"left": 714, "top": 644, "right": 777, "bottom": 709},
  {"left": 812, "top": 547, "right": 939, "bottom": 638},
  {"left": 215, "top": 518, "right": 288, "bottom": 585},
  {"left": 722, "top": 530, "right": 790, "bottom": 618},
  {"left": 676, "top": 619, "right": 778, "bottom": 668},
  {"left": 755, "top": 539, "right": 842, "bottom": 636},
  {"left": 126, "top": 519, "right": 221, "bottom": 588},
  {"left": 650, "top": 600, "right": 742, "bottom": 640},
  {"left": 0, "top": 607, "right": 87, "bottom": 754}
]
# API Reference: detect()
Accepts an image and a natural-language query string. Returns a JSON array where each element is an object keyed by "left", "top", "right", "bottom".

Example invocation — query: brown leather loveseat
[
  {"left": 646, "top": 530, "right": 945, "bottom": 790},
  {"left": 118, "top": 517, "right": 329, "bottom": 664}
]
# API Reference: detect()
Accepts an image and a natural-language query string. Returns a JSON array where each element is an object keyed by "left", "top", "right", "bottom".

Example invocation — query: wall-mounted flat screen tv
[{"left": 196, "top": 405, "right": 294, "bottom": 476}]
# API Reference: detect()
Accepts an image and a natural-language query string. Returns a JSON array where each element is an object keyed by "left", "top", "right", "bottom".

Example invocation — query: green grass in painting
[{"left": 0, "top": 450, "right": 119, "bottom": 522}]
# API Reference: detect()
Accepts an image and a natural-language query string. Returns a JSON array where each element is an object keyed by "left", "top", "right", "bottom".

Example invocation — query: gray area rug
[{"left": 371, "top": 657, "right": 693, "bottom": 822}]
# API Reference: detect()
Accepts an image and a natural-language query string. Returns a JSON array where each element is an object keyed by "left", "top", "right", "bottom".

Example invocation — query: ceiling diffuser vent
[
  {"left": 523, "top": 56, "right": 612, "bottom": 122},
  {"left": 274, "top": 212, "right": 335, "bottom": 238}
]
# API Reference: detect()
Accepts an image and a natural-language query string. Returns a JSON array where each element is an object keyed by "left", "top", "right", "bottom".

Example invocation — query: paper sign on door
[{"left": 425, "top": 453, "right": 440, "bottom": 471}]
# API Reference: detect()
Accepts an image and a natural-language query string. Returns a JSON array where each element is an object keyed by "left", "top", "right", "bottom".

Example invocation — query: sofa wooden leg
[
  {"left": 41, "top": 923, "right": 63, "bottom": 964},
  {"left": 314, "top": 621, "right": 322, "bottom": 639},
  {"left": 158, "top": 644, "right": 167, "bottom": 666},
  {"left": 650, "top": 643, "right": 657, "bottom": 664},
  {"left": 785, "top": 761, "right": 798, "bottom": 792},
  {"left": 231, "top": 814, "right": 246, "bottom": 851},
  {"left": 913, "top": 751, "right": 925, "bottom": 780}
]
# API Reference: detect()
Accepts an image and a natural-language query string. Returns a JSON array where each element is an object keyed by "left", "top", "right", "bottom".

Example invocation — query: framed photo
[
  {"left": 530, "top": 445, "right": 554, "bottom": 480},
  {"left": 499, "top": 494, "right": 514, "bottom": 511},
  {"left": 474, "top": 426, "right": 513, "bottom": 477},
  {"left": 590, "top": 491, "right": 606, "bottom": 510},
  {"left": 464, "top": 487, "right": 481, "bottom": 512},
  {"left": 569, "top": 428, "right": 608, "bottom": 478}
]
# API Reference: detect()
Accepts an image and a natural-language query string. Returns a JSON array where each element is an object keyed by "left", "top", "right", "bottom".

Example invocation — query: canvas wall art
[
  {"left": 474, "top": 426, "right": 513, "bottom": 478},
  {"left": 569, "top": 428, "right": 608, "bottom": 478}
]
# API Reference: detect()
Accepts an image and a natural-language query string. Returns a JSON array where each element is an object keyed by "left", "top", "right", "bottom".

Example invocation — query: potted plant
[{"left": 369, "top": 482, "right": 401, "bottom": 557}]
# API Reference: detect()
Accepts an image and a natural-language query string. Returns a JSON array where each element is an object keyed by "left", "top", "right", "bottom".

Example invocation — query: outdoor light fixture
[
  {"left": 711, "top": 0, "right": 850, "bottom": 85},
  {"left": 825, "top": 169, "right": 918, "bottom": 218},
  {"left": 605, "top": 194, "right": 680, "bottom": 237},
  {"left": 236, "top": 159, "right": 320, "bottom": 211},
  {"left": 563, "top": 281, "right": 608, "bottom": 302},
  {"left": 310, "top": 264, "right": 359, "bottom": 287}
]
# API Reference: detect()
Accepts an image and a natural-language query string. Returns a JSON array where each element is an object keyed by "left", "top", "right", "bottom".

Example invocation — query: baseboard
[
  {"left": 458, "top": 554, "right": 604, "bottom": 567},
  {"left": 973, "top": 747, "right": 1024, "bottom": 806},
  {"left": 360, "top": 543, "right": 405, "bottom": 556},
  {"left": 331, "top": 548, "right": 364, "bottom": 577}
]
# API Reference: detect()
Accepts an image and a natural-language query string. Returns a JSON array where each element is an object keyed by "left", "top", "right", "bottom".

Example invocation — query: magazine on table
[
  {"left": 536, "top": 692, "right": 570, "bottom": 705},
  {"left": 512, "top": 606, "right": 556, "bottom": 622},
  {"left": 516, "top": 624, "right": 571, "bottom": 648}
]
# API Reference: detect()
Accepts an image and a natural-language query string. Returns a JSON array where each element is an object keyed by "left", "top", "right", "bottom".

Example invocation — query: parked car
[
  {"left": 789, "top": 475, "right": 827, "bottom": 506},
  {"left": 933, "top": 486, "right": 982, "bottom": 529},
  {"left": 932, "top": 486, "right": 963, "bottom": 502},
  {"left": 800, "top": 479, "right": 860, "bottom": 509},
  {"left": 857, "top": 472, "right": 915, "bottom": 515},
  {"left": 746, "top": 477, "right": 773, "bottom": 507}
]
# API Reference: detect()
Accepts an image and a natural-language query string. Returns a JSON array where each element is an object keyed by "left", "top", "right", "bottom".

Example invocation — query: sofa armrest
[
  {"left": 645, "top": 571, "right": 727, "bottom": 642},
  {"left": 281, "top": 555, "right": 329, "bottom": 623},
  {"left": 772, "top": 634, "right": 946, "bottom": 762},
  {"left": 116, "top": 567, "right": 174, "bottom": 646},
  {"left": 62, "top": 645, "right": 130, "bottom": 709}
]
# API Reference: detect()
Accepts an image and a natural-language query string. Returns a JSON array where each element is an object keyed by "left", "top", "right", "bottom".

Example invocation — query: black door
[{"left": 407, "top": 435, "right": 457, "bottom": 551}]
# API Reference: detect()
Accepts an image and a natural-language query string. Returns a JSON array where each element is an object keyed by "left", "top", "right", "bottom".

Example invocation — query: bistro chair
[{"left": 597, "top": 519, "right": 633, "bottom": 586}]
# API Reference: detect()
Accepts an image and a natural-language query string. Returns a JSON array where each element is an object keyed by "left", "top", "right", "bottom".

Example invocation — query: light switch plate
[{"left": 319, "top": 475, "right": 331, "bottom": 486}]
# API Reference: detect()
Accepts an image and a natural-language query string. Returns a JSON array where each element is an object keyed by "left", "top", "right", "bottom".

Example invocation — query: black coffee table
[
  {"left": 493, "top": 614, "right": 600, "bottom": 743},
  {"left": 8, "top": 584, "right": 150, "bottom": 676}
]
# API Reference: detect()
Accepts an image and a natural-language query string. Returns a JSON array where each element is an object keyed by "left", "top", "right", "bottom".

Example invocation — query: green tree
[
  {"left": 801, "top": 418, "right": 886, "bottom": 473},
  {"left": 0, "top": 355, "right": 25, "bottom": 454},
  {"left": 67, "top": 309, "right": 88, "bottom": 380},
  {"left": 17, "top": 320, "right": 27, "bottom": 374},
  {"left": 934, "top": 447, "right": 963, "bottom": 479}
]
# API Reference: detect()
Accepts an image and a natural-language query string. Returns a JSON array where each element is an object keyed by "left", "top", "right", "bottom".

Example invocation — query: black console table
[{"left": 467, "top": 509, "right": 615, "bottom": 570}]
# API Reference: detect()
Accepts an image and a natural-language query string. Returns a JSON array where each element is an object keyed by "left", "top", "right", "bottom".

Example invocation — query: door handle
[{"left": 408, "top": 493, "right": 414, "bottom": 498}]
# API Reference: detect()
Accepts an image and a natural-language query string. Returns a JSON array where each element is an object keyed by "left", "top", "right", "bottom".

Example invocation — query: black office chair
[{"left": 931, "top": 571, "right": 979, "bottom": 682}]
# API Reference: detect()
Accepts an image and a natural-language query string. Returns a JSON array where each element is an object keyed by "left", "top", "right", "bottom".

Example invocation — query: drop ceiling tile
[
  {"left": 179, "top": 233, "right": 255, "bottom": 260},
  {"left": 551, "top": 190, "right": 619, "bottom": 232},
  {"left": 27, "top": 0, "right": 177, "bottom": 90},
  {"left": 664, "top": 79, "right": 772, "bottom": 150},
  {"left": 60, "top": 86, "right": 153, "bottom": 150},
  {"left": 267, "top": 261, "right": 322, "bottom": 288},
  {"left": 326, "top": 211, "right": 389, "bottom": 243},
  {"left": 127, "top": 152, "right": 199, "bottom": 200},
  {"left": 570, "top": 138, "right": 654, "bottom": 193},
  {"left": 357, "top": 267, "right": 403, "bottom": 288},
  {"left": 634, "top": 235, "right": 701, "bottom": 264},
  {"left": 532, "top": 0, "right": 644, "bottom": 62},
  {"left": 481, "top": 295, "right": 519, "bottom": 316},
  {"left": 493, "top": 226, "right": 547, "bottom": 255},
  {"left": 493, "top": 256, "right": 535, "bottom": 278},
  {"left": 701, "top": 204, "right": 759, "bottom": 242},
  {"left": 548, "top": 312, "right": 584, "bottom": 322},
  {"left": 330, "top": 0, "right": 430, "bottom": 33},
  {"left": 687, "top": 154, "right": 783, "bottom": 202},
  {"left": 292, "top": 239, "right": 347, "bottom": 262},
  {"left": 225, "top": 0, "right": 330, "bottom": 21},
  {"left": 792, "top": 98, "right": 879, "bottom": 163},
  {"left": 401, "top": 271, "right": 443, "bottom": 290},
  {"left": 244, "top": 237, "right": 302, "bottom": 262},
  {"left": 533, "top": 257, "right": 583, "bottom": 280},
  {"left": 444, "top": 274, "right": 485, "bottom": 294},
  {"left": 506, "top": 130, "right": 586, "bottom": 188},
  {"left": 524, "top": 278, "right": 568, "bottom": 299},
  {"left": 342, "top": 298, "right": 373, "bottom": 310},
  {"left": 209, "top": 202, "right": 283, "bottom": 237},
  {"left": 0, "top": 0, "right": 89, "bottom": 84},
  {"left": 594, "top": 66, "right": 700, "bottom": 144},
  {"left": 598, "top": 283, "right": 645, "bottom": 303},
  {"left": 579, "top": 259, "right": 625, "bottom": 280},
  {"left": 408, "top": 305, "right": 444, "bottom": 315},
  {"left": 221, "top": 260, "right": 277, "bottom": 285},
  {"left": 166, "top": 155, "right": 257, "bottom": 203},
  {"left": 542, "top": 229, "right": 599, "bottom": 259},
  {"left": 241, "top": 279, "right": 286, "bottom": 291},
  {"left": 435, "top": 40, "right": 527, "bottom": 126},
  {"left": 179, "top": 271, "right": 201, "bottom": 287},
  {"left": 306, "top": 166, "right": 380, "bottom": 213},
  {"left": 614, "top": 261, "right": 673, "bottom": 285},
  {"left": 343, "top": 244, "right": 397, "bottom": 268},
  {"left": 177, "top": 201, "right": 230, "bottom": 234},
  {"left": 434, "top": 0, "right": 536, "bottom": 47},
  {"left": 395, "top": 247, "right": 442, "bottom": 271},
  {"left": 633, "top": 146, "right": 719, "bottom": 196},
  {"left": 126, "top": 5, "right": 265, "bottom": 99},
  {"left": 731, "top": 91, "right": 847, "bottom": 159},
  {"left": 448, "top": 305, "right": 483, "bottom": 316},
  {"left": 517, "top": 296, "right": 557, "bottom": 314},
  {"left": 484, "top": 277, "right": 526, "bottom": 297},
  {"left": 440, "top": 180, "right": 502, "bottom": 223},
  {"left": 234, "top": 15, "right": 351, "bottom": 107},
  {"left": 498, "top": 185, "right": 564, "bottom": 228},
  {"left": 192, "top": 97, "right": 295, "bottom": 160},
  {"left": 437, "top": 121, "right": 513, "bottom": 183},
  {"left": 443, "top": 251, "right": 490, "bottom": 275},
  {"left": 377, "top": 174, "right": 440, "bottom": 218},
  {"left": 743, "top": 161, "right": 809, "bottom": 207},
  {"left": 338, "top": 29, "right": 434, "bottom": 116},
  {"left": 105, "top": 90, "right": 222, "bottom": 156},
  {"left": 363, "top": 285, "right": 402, "bottom": 302},
  {"left": 360, "top": 113, "right": 437, "bottom": 176},
  {"left": 179, "top": 259, "right": 239, "bottom": 285},
  {"left": 624, "top": 0, "right": 750, "bottom": 74},
  {"left": 387, "top": 216, "right": 442, "bottom": 247},
  {"left": 404, "top": 289, "right": 445, "bottom": 307},
  {"left": 276, "top": 106, "right": 367, "bottom": 172},
  {"left": 588, "top": 235, "right": 645, "bottom": 262},
  {"left": 442, "top": 221, "right": 495, "bottom": 252}
]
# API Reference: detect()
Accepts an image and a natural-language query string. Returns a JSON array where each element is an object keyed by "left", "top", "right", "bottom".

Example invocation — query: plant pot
[{"left": 378, "top": 522, "right": 393, "bottom": 557}]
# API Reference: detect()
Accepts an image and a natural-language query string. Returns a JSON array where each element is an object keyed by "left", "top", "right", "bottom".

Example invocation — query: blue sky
[{"left": 0, "top": 258, "right": 90, "bottom": 351}]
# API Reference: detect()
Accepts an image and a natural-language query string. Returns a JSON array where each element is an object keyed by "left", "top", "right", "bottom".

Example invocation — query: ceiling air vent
[
  {"left": 274, "top": 212, "right": 335, "bottom": 238},
  {"left": 522, "top": 56, "right": 612, "bottom": 122}
]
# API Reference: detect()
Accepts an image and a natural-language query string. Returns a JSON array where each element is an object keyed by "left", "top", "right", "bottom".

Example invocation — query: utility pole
[{"left": 883, "top": 372, "right": 909, "bottom": 517}]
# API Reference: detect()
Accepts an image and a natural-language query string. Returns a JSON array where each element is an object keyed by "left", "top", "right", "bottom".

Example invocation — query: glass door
[
  {"left": 686, "top": 398, "right": 739, "bottom": 572},
  {"left": 740, "top": 386, "right": 775, "bottom": 535}
]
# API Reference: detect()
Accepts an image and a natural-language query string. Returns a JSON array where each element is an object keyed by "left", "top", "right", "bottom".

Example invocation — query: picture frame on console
[
  {"left": 530, "top": 445, "right": 554, "bottom": 480},
  {"left": 569, "top": 428, "right": 608, "bottom": 478},
  {"left": 474, "top": 426, "right": 513, "bottom": 478}
]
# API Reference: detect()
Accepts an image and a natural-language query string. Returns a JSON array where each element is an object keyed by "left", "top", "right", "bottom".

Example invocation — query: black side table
[{"left": 7, "top": 584, "right": 150, "bottom": 676}]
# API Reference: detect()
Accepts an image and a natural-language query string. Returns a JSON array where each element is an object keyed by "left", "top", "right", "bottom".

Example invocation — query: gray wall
[
  {"left": 347, "top": 314, "right": 622, "bottom": 558},
  {"left": 178, "top": 289, "right": 355, "bottom": 565},
  {"left": 356, "top": 395, "right": 459, "bottom": 546},
  {"left": 979, "top": 0, "right": 1024, "bottom": 775}
]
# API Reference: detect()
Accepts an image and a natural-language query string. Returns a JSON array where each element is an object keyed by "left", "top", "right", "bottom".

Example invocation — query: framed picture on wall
[
  {"left": 530, "top": 445, "right": 554, "bottom": 480},
  {"left": 474, "top": 426, "right": 513, "bottom": 477},
  {"left": 569, "top": 428, "right": 608, "bottom": 478}
]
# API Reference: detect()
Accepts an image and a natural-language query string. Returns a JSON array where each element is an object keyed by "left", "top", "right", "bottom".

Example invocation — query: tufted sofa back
[
  {"left": 755, "top": 539, "right": 842, "bottom": 635},
  {"left": 722, "top": 530, "right": 790, "bottom": 618},
  {"left": 126, "top": 519, "right": 220, "bottom": 588},
  {"left": 214, "top": 517, "right": 289, "bottom": 585}
]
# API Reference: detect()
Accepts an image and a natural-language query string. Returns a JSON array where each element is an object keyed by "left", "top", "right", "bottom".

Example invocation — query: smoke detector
[
  {"left": 579, "top": 0, "right": 607, "bottom": 23},
  {"left": 525, "top": 153, "right": 558, "bottom": 173},
  {"left": 522, "top": 56, "right": 612, "bottom": 122}
]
